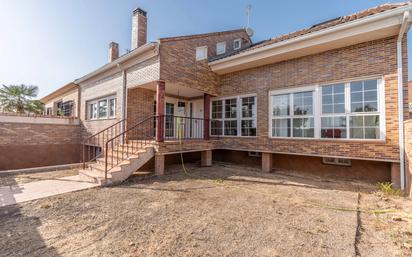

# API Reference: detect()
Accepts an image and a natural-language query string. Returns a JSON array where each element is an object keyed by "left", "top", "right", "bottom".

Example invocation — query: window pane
[
  {"left": 224, "top": 120, "right": 237, "bottom": 136},
  {"left": 350, "top": 80, "right": 378, "bottom": 113},
  {"left": 109, "top": 98, "right": 116, "bottom": 117},
  {"left": 241, "top": 96, "right": 256, "bottom": 118},
  {"left": 212, "top": 100, "right": 222, "bottom": 119},
  {"left": 293, "top": 91, "right": 313, "bottom": 115},
  {"left": 322, "top": 84, "right": 345, "bottom": 114},
  {"left": 349, "top": 115, "right": 379, "bottom": 139},
  {"left": 272, "top": 119, "right": 290, "bottom": 137},
  {"left": 272, "top": 94, "right": 289, "bottom": 116},
  {"left": 321, "top": 116, "right": 346, "bottom": 138},
  {"left": 292, "top": 118, "right": 314, "bottom": 138},
  {"left": 211, "top": 120, "right": 222, "bottom": 136},
  {"left": 98, "top": 100, "right": 107, "bottom": 118},
  {"left": 364, "top": 79, "right": 377, "bottom": 91},
  {"left": 224, "top": 98, "right": 237, "bottom": 119},
  {"left": 241, "top": 120, "right": 256, "bottom": 136}
]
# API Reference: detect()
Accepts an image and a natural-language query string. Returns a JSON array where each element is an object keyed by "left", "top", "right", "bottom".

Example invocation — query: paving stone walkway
[{"left": 0, "top": 175, "right": 97, "bottom": 207}]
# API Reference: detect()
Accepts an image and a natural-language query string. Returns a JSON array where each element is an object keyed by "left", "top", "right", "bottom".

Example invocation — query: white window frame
[
  {"left": 87, "top": 95, "right": 116, "bottom": 120},
  {"left": 269, "top": 85, "right": 318, "bottom": 139},
  {"left": 211, "top": 94, "right": 257, "bottom": 137},
  {"left": 269, "top": 76, "right": 385, "bottom": 141},
  {"left": 233, "top": 38, "right": 242, "bottom": 50},
  {"left": 196, "top": 46, "right": 207, "bottom": 61},
  {"left": 216, "top": 42, "right": 226, "bottom": 55}
]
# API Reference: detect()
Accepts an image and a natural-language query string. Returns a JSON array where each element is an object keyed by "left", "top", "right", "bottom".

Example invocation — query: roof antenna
[{"left": 245, "top": 4, "right": 254, "bottom": 37}]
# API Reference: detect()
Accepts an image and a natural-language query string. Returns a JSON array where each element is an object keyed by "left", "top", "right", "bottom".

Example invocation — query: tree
[{"left": 0, "top": 84, "right": 44, "bottom": 114}]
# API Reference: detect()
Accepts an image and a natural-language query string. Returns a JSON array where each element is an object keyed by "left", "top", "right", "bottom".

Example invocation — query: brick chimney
[
  {"left": 131, "top": 8, "right": 147, "bottom": 50},
  {"left": 108, "top": 42, "right": 119, "bottom": 62}
]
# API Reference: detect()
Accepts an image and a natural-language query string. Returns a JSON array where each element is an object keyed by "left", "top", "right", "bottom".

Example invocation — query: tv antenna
[{"left": 245, "top": 4, "right": 254, "bottom": 37}]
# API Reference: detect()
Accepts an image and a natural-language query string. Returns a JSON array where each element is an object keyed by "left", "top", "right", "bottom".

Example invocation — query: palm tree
[{"left": 0, "top": 84, "right": 44, "bottom": 114}]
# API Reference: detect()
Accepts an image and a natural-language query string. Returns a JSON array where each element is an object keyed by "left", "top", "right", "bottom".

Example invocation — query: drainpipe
[
  {"left": 117, "top": 63, "right": 127, "bottom": 134},
  {"left": 397, "top": 11, "right": 412, "bottom": 190}
]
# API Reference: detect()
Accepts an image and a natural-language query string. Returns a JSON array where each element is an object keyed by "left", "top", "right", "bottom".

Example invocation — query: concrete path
[{"left": 0, "top": 175, "right": 97, "bottom": 207}]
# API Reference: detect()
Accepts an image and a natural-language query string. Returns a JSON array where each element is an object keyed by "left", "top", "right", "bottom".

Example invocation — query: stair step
[
  {"left": 90, "top": 163, "right": 123, "bottom": 173},
  {"left": 96, "top": 153, "right": 140, "bottom": 165}
]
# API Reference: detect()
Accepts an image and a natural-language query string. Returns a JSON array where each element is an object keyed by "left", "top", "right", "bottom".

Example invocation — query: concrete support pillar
[
  {"left": 201, "top": 150, "right": 212, "bottom": 167},
  {"left": 262, "top": 152, "right": 273, "bottom": 173},
  {"left": 203, "top": 94, "right": 210, "bottom": 140},
  {"left": 391, "top": 162, "right": 401, "bottom": 189},
  {"left": 155, "top": 154, "right": 165, "bottom": 175},
  {"left": 156, "top": 80, "right": 165, "bottom": 142}
]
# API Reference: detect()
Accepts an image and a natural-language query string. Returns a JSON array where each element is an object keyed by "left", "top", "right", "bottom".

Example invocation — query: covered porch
[{"left": 127, "top": 80, "right": 213, "bottom": 142}]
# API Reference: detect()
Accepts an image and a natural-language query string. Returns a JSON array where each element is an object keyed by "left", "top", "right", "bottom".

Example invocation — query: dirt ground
[
  {"left": 0, "top": 169, "right": 79, "bottom": 186},
  {"left": 0, "top": 162, "right": 411, "bottom": 257}
]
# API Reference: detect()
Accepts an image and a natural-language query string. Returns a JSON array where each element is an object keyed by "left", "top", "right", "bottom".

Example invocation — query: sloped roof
[
  {"left": 211, "top": 2, "right": 410, "bottom": 62},
  {"left": 159, "top": 29, "right": 250, "bottom": 42}
]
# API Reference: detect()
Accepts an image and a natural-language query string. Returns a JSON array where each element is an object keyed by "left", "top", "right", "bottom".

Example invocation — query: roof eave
[
  {"left": 210, "top": 4, "right": 412, "bottom": 73},
  {"left": 75, "top": 42, "right": 158, "bottom": 84}
]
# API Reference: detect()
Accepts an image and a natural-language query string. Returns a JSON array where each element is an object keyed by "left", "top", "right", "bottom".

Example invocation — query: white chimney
[{"left": 131, "top": 8, "right": 147, "bottom": 50}]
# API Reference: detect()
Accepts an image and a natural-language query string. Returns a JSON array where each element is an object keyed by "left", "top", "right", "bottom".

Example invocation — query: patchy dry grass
[{"left": 0, "top": 163, "right": 411, "bottom": 257}]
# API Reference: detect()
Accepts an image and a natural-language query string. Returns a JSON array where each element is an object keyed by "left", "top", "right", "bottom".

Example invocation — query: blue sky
[{"left": 0, "top": 0, "right": 409, "bottom": 98}]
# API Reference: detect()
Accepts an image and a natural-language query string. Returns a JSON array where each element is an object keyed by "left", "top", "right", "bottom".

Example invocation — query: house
[
  {"left": 41, "top": 82, "right": 79, "bottom": 117},
  {"left": 42, "top": 3, "right": 412, "bottom": 193}
]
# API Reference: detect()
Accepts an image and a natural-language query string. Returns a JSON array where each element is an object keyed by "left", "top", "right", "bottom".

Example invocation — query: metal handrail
[
  {"left": 82, "top": 119, "right": 126, "bottom": 169},
  {"left": 104, "top": 116, "right": 155, "bottom": 179}
]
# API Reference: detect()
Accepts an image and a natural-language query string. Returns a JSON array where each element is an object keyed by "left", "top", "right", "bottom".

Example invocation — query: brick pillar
[
  {"left": 201, "top": 150, "right": 212, "bottom": 166},
  {"left": 203, "top": 93, "right": 210, "bottom": 140},
  {"left": 262, "top": 152, "right": 273, "bottom": 173},
  {"left": 156, "top": 81, "right": 165, "bottom": 142},
  {"left": 391, "top": 162, "right": 401, "bottom": 189},
  {"left": 155, "top": 154, "right": 165, "bottom": 175}
]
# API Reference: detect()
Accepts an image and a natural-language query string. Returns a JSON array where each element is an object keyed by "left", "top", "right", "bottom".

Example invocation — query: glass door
[{"left": 165, "top": 103, "right": 175, "bottom": 138}]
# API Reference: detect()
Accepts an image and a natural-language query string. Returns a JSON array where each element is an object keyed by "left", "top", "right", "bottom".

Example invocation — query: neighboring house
[
  {"left": 41, "top": 82, "right": 79, "bottom": 117},
  {"left": 44, "top": 3, "right": 412, "bottom": 193}
]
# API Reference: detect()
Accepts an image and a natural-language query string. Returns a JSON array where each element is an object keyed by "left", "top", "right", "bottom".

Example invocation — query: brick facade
[
  {"left": 0, "top": 119, "right": 81, "bottom": 170},
  {"left": 159, "top": 30, "right": 251, "bottom": 96},
  {"left": 404, "top": 120, "right": 412, "bottom": 196},
  {"left": 215, "top": 36, "right": 408, "bottom": 162}
]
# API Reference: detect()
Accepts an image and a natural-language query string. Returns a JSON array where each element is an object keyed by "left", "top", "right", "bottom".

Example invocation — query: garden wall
[{"left": 0, "top": 113, "right": 81, "bottom": 170}]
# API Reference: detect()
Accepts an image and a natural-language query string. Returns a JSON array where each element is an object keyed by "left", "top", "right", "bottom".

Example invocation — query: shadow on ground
[{"left": 0, "top": 175, "right": 60, "bottom": 257}]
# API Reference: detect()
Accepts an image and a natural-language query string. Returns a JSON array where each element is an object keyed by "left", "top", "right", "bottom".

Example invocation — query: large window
[
  {"left": 271, "top": 91, "right": 314, "bottom": 138},
  {"left": 211, "top": 95, "right": 257, "bottom": 137},
  {"left": 270, "top": 78, "right": 384, "bottom": 140},
  {"left": 87, "top": 95, "right": 116, "bottom": 120}
]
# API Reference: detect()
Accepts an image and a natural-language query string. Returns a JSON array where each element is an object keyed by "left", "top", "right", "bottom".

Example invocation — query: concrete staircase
[{"left": 79, "top": 141, "right": 155, "bottom": 186}]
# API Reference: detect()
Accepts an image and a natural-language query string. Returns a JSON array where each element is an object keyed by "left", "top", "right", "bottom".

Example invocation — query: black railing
[
  {"left": 83, "top": 114, "right": 216, "bottom": 180},
  {"left": 160, "top": 115, "right": 206, "bottom": 140},
  {"left": 104, "top": 116, "right": 155, "bottom": 178},
  {"left": 82, "top": 119, "right": 126, "bottom": 169}
]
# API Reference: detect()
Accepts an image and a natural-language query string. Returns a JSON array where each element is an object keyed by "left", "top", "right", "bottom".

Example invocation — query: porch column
[
  {"left": 262, "top": 152, "right": 273, "bottom": 173},
  {"left": 203, "top": 93, "right": 210, "bottom": 140},
  {"left": 156, "top": 80, "right": 165, "bottom": 142},
  {"left": 201, "top": 150, "right": 212, "bottom": 166},
  {"left": 155, "top": 154, "right": 165, "bottom": 175}
]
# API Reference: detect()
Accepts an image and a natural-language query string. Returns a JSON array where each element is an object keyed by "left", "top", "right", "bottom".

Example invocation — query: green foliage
[
  {"left": 0, "top": 84, "right": 44, "bottom": 114},
  {"left": 377, "top": 182, "right": 402, "bottom": 196}
]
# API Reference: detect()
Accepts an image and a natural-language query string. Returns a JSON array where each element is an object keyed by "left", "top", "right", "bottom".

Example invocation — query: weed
[{"left": 377, "top": 182, "right": 402, "bottom": 196}]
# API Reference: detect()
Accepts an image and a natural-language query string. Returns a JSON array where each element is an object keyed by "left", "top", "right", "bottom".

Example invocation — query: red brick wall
[
  {"left": 0, "top": 122, "right": 81, "bottom": 170},
  {"left": 404, "top": 120, "right": 412, "bottom": 196},
  {"left": 216, "top": 36, "right": 408, "bottom": 162},
  {"left": 127, "top": 87, "right": 155, "bottom": 125},
  {"left": 159, "top": 30, "right": 251, "bottom": 96}
]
